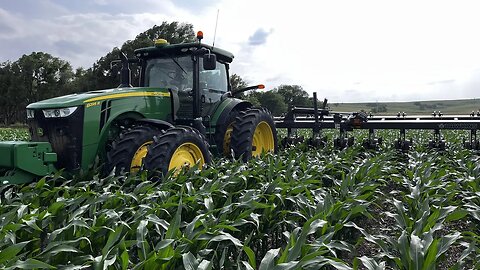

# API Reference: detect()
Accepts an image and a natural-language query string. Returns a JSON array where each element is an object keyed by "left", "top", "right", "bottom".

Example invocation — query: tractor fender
[
  {"left": 213, "top": 99, "right": 252, "bottom": 128},
  {"left": 94, "top": 114, "right": 174, "bottom": 168},
  {"left": 136, "top": 118, "right": 174, "bottom": 130}
]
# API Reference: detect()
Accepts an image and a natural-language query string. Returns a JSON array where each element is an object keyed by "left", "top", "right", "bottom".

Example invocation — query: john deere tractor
[{"left": 0, "top": 32, "right": 277, "bottom": 184}]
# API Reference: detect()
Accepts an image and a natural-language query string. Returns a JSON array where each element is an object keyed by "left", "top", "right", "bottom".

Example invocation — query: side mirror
[{"left": 203, "top": 53, "right": 217, "bottom": 70}]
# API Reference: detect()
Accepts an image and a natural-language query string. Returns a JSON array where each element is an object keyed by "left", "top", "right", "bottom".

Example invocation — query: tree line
[{"left": 0, "top": 21, "right": 311, "bottom": 125}]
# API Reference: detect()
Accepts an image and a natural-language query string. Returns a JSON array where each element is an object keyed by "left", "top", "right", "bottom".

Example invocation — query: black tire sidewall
[
  {"left": 230, "top": 108, "right": 278, "bottom": 162},
  {"left": 144, "top": 126, "right": 212, "bottom": 176},
  {"left": 106, "top": 125, "right": 159, "bottom": 174},
  {"left": 214, "top": 110, "right": 240, "bottom": 156}
]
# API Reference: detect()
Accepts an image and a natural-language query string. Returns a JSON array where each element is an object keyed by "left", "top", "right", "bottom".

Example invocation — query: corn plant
[{"left": 0, "top": 130, "right": 478, "bottom": 269}]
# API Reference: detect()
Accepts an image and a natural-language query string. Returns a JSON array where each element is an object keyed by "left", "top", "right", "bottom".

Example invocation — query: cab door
[{"left": 199, "top": 59, "right": 229, "bottom": 117}]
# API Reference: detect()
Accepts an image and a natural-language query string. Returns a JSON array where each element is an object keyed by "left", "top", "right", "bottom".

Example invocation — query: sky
[{"left": 1, "top": 0, "right": 480, "bottom": 102}]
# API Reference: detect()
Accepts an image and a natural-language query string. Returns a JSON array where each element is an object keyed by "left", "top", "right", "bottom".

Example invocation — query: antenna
[{"left": 213, "top": 9, "right": 219, "bottom": 47}]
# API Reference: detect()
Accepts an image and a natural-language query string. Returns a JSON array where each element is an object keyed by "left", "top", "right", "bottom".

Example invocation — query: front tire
[
  {"left": 230, "top": 108, "right": 277, "bottom": 162},
  {"left": 106, "top": 125, "right": 159, "bottom": 174},
  {"left": 144, "top": 126, "right": 212, "bottom": 177}
]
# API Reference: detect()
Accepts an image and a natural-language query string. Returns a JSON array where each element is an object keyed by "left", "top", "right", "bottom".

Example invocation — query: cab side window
[
  {"left": 199, "top": 59, "right": 228, "bottom": 116},
  {"left": 199, "top": 60, "right": 228, "bottom": 96}
]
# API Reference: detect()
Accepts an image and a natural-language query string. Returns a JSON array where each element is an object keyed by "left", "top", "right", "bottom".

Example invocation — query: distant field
[{"left": 330, "top": 98, "right": 480, "bottom": 115}]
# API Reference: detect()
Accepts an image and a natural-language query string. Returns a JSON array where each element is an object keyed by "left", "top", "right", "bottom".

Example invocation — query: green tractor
[{"left": 0, "top": 32, "right": 278, "bottom": 184}]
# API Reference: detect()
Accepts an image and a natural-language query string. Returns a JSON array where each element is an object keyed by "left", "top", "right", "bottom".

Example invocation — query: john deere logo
[{"left": 37, "top": 128, "right": 44, "bottom": 137}]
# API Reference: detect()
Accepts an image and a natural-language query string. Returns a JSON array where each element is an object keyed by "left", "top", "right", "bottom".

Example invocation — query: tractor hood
[{"left": 26, "top": 87, "right": 171, "bottom": 109}]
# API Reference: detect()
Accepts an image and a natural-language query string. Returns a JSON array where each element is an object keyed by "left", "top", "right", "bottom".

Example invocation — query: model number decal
[{"left": 86, "top": 101, "right": 101, "bottom": 108}]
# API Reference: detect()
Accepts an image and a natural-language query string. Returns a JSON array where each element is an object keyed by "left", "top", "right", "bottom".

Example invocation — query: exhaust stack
[{"left": 118, "top": 52, "right": 132, "bottom": 88}]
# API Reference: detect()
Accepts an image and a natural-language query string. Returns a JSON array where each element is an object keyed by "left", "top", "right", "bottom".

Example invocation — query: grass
[
  {"left": 0, "top": 128, "right": 479, "bottom": 269},
  {"left": 330, "top": 98, "right": 480, "bottom": 115}
]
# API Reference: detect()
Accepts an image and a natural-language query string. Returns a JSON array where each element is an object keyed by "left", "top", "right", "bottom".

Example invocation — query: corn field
[
  {"left": 0, "top": 129, "right": 479, "bottom": 269},
  {"left": 0, "top": 128, "right": 30, "bottom": 141}
]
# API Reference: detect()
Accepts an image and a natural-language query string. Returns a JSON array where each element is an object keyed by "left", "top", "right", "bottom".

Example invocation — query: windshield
[{"left": 144, "top": 56, "right": 193, "bottom": 91}]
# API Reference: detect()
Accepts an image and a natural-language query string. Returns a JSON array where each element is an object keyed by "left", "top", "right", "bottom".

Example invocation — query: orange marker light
[
  {"left": 258, "top": 84, "right": 265, "bottom": 89},
  {"left": 197, "top": 31, "right": 204, "bottom": 40}
]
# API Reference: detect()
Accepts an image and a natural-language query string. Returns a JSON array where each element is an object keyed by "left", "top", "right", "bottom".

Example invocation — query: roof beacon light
[
  {"left": 197, "top": 31, "right": 204, "bottom": 42},
  {"left": 154, "top": 39, "right": 169, "bottom": 47}
]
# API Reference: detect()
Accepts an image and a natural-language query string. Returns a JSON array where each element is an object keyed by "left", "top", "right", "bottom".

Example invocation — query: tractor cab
[{"left": 134, "top": 34, "right": 233, "bottom": 124}]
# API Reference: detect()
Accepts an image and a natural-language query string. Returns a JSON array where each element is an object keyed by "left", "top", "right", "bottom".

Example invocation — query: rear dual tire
[
  {"left": 230, "top": 108, "right": 278, "bottom": 162},
  {"left": 214, "top": 110, "right": 240, "bottom": 156}
]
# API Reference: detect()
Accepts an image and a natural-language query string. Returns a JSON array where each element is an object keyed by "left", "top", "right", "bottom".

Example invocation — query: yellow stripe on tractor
[{"left": 84, "top": 91, "right": 171, "bottom": 103}]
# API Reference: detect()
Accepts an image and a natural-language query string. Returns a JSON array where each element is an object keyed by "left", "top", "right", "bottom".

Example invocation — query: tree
[
  {"left": 274, "top": 84, "right": 311, "bottom": 109},
  {"left": 245, "top": 94, "right": 261, "bottom": 107},
  {"left": 229, "top": 73, "right": 249, "bottom": 99},
  {"left": 0, "top": 53, "right": 74, "bottom": 124},
  {"left": 228, "top": 79, "right": 301, "bottom": 115},
  {"left": 76, "top": 22, "right": 195, "bottom": 91},
  {"left": 70, "top": 67, "right": 96, "bottom": 92},
  {"left": 256, "top": 91, "right": 287, "bottom": 116},
  {"left": 230, "top": 73, "right": 248, "bottom": 92},
  {"left": 0, "top": 61, "right": 18, "bottom": 125},
  {"left": 14, "top": 52, "right": 74, "bottom": 102}
]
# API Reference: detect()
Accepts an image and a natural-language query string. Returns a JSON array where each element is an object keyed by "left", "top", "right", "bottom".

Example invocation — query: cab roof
[{"left": 134, "top": 42, "right": 234, "bottom": 63}]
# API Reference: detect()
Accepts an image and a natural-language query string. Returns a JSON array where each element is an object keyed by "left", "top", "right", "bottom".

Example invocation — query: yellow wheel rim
[
  {"left": 252, "top": 121, "right": 275, "bottom": 157},
  {"left": 169, "top": 143, "right": 205, "bottom": 172},
  {"left": 223, "top": 124, "right": 234, "bottom": 156},
  {"left": 130, "top": 141, "right": 153, "bottom": 173}
]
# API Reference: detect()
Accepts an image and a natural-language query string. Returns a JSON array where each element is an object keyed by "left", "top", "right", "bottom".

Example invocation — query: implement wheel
[
  {"left": 230, "top": 108, "right": 277, "bottom": 162},
  {"left": 144, "top": 126, "right": 212, "bottom": 177},
  {"left": 107, "top": 125, "right": 159, "bottom": 174}
]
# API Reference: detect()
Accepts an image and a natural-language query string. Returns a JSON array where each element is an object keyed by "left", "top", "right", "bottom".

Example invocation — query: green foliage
[
  {"left": 242, "top": 84, "right": 311, "bottom": 116},
  {"left": 230, "top": 74, "right": 248, "bottom": 92},
  {"left": 81, "top": 21, "right": 195, "bottom": 90},
  {"left": 245, "top": 94, "right": 261, "bottom": 107},
  {"left": 274, "top": 84, "right": 311, "bottom": 108},
  {"left": 334, "top": 99, "right": 480, "bottom": 115},
  {"left": 226, "top": 76, "right": 313, "bottom": 116},
  {"left": 230, "top": 73, "right": 249, "bottom": 100},
  {"left": 1, "top": 130, "right": 478, "bottom": 269},
  {"left": 253, "top": 91, "right": 287, "bottom": 116},
  {"left": 366, "top": 103, "right": 388, "bottom": 113},
  {"left": 0, "top": 53, "right": 74, "bottom": 125},
  {"left": 0, "top": 128, "right": 29, "bottom": 141}
]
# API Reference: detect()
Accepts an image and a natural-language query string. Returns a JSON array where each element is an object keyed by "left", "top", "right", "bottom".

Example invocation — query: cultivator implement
[{"left": 275, "top": 92, "right": 480, "bottom": 150}]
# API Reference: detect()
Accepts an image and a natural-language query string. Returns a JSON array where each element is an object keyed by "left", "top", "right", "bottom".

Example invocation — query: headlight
[
  {"left": 43, "top": 106, "right": 78, "bottom": 118},
  {"left": 26, "top": 109, "right": 35, "bottom": 119}
]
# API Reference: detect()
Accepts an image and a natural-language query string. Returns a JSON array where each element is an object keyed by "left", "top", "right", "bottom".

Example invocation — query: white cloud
[
  {"left": 194, "top": 0, "right": 480, "bottom": 102},
  {"left": 0, "top": 8, "right": 24, "bottom": 39},
  {"left": 1, "top": 0, "right": 480, "bottom": 101}
]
